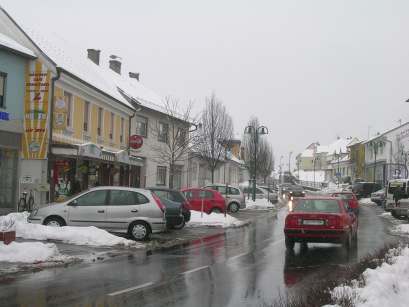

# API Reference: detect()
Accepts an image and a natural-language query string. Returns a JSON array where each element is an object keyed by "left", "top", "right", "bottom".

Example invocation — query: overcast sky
[{"left": 3, "top": 0, "right": 409, "bottom": 171}]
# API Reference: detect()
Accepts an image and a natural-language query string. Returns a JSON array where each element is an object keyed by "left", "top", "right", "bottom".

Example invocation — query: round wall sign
[{"left": 129, "top": 135, "right": 143, "bottom": 149}]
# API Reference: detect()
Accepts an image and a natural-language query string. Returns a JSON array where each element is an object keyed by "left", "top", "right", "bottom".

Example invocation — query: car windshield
[
  {"left": 293, "top": 199, "right": 341, "bottom": 213},
  {"left": 332, "top": 193, "right": 353, "bottom": 200},
  {"left": 291, "top": 185, "right": 303, "bottom": 190}
]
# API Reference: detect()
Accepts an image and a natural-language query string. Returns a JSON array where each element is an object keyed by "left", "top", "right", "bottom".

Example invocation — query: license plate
[{"left": 303, "top": 220, "right": 324, "bottom": 225}]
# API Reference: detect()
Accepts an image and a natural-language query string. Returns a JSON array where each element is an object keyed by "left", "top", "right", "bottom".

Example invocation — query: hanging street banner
[{"left": 23, "top": 60, "right": 50, "bottom": 159}]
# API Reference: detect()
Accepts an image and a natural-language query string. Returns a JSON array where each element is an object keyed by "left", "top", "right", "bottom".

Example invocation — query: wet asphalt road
[{"left": 0, "top": 202, "right": 401, "bottom": 306}]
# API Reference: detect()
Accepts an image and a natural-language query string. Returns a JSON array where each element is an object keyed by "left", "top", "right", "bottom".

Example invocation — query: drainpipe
[{"left": 47, "top": 68, "right": 61, "bottom": 202}]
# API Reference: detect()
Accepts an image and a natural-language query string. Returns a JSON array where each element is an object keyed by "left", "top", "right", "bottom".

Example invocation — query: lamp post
[
  {"left": 289, "top": 151, "right": 292, "bottom": 173},
  {"left": 367, "top": 140, "right": 385, "bottom": 189},
  {"left": 313, "top": 157, "right": 320, "bottom": 187},
  {"left": 279, "top": 155, "right": 284, "bottom": 184},
  {"left": 244, "top": 125, "right": 268, "bottom": 201},
  {"left": 334, "top": 152, "right": 341, "bottom": 189}
]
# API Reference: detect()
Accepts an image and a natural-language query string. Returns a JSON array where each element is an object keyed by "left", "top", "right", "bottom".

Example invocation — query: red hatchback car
[
  {"left": 181, "top": 188, "right": 226, "bottom": 214},
  {"left": 331, "top": 191, "right": 359, "bottom": 215},
  {"left": 284, "top": 197, "right": 358, "bottom": 250}
]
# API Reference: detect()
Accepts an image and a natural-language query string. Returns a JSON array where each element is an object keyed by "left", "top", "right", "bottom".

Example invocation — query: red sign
[{"left": 129, "top": 135, "right": 143, "bottom": 149}]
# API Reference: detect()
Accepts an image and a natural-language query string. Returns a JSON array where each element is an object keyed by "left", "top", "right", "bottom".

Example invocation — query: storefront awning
[
  {"left": 115, "top": 150, "right": 130, "bottom": 164},
  {"left": 79, "top": 142, "right": 102, "bottom": 159}
]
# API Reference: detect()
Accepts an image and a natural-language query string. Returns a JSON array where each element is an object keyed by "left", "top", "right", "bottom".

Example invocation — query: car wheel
[
  {"left": 228, "top": 202, "right": 240, "bottom": 213},
  {"left": 171, "top": 218, "right": 185, "bottom": 230},
  {"left": 209, "top": 207, "right": 223, "bottom": 214},
  {"left": 44, "top": 217, "right": 65, "bottom": 227},
  {"left": 129, "top": 221, "right": 151, "bottom": 241},
  {"left": 392, "top": 211, "right": 397, "bottom": 218},
  {"left": 285, "top": 237, "right": 295, "bottom": 250}
]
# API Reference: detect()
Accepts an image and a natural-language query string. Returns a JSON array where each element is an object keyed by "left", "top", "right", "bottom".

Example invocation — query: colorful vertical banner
[
  {"left": 53, "top": 96, "right": 67, "bottom": 130},
  {"left": 23, "top": 60, "right": 50, "bottom": 159}
]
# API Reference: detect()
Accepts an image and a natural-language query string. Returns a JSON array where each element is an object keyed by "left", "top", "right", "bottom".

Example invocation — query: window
[
  {"left": 65, "top": 91, "right": 73, "bottom": 127},
  {"left": 120, "top": 117, "right": 125, "bottom": 143},
  {"left": 192, "top": 162, "right": 197, "bottom": 180},
  {"left": 156, "top": 166, "right": 166, "bottom": 185},
  {"left": 110, "top": 113, "right": 115, "bottom": 140},
  {"left": 197, "top": 190, "right": 214, "bottom": 199},
  {"left": 97, "top": 107, "right": 104, "bottom": 136},
  {"left": 0, "top": 74, "right": 5, "bottom": 108},
  {"left": 158, "top": 122, "right": 168, "bottom": 142},
  {"left": 183, "top": 190, "right": 195, "bottom": 200},
  {"left": 76, "top": 190, "right": 107, "bottom": 206},
  {"left": 176, "top": 128, "right": 186, "bottom": 146},
  {"left": 110, "top": 190, "right": 135, "bottom": 206},
  {"left": 136, "top": 116, "right": 147, "bottom": 137},
  {"left": 83, "top": 101, "right": 90, "bottom": 132}
]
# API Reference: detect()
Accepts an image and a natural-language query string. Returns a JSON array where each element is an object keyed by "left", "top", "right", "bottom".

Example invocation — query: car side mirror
[{"left": 68, "top": 199, "right": 77, "bottom": 206}]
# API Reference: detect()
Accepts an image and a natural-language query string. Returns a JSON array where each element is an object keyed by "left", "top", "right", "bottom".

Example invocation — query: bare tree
[
  {"left": 146, "top": 96, "right": 198, "bottom": 188},
  {"left": 258, "top": 140, "right": 275, "bottom": 183},
  {"left": 193, "top": 92, "right": 235, "bottom": 183},
  {"left": 393, "top": 138, "right": 408, "bottom": 176},
  {"left": 242, "top": 116, "right": 274, "bottom": 181}
]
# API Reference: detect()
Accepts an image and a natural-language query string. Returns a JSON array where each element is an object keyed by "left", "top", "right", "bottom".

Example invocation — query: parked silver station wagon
[
  {"left": 27, "top": 186, "right": 167, "bottom": 241},
  {"left": 204, "top": 184, "right": 246, "bottom": 213}
]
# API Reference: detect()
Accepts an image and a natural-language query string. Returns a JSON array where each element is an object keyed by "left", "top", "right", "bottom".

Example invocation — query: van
[
  {"left": 352, "top": 182, "right": 381, "bottom": 199},
  {"left": 384, "top": 179, "right": 409, "bottom": 217}
]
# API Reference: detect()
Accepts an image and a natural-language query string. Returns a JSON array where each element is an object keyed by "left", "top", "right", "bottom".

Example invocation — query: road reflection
[{"left": 283, "top": 244, "right": 358, "bottom": 286}]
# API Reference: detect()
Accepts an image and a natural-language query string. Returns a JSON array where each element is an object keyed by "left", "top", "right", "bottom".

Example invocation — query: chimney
[
  {"left": 87, "top": 49, "right": 100, "bottom": 65},
  {"left": 109, "top": 58, "right": 122, "bottom": 74},
  {"left": 129, "top": 72, "right": 140, "bottom": 81}
]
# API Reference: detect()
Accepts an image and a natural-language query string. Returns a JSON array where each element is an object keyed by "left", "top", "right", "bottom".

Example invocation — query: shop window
[
  {"left": 158, "top": 122, "right": 168, "bottom": 142},
  {"left": 156, "top": 166, "right": 166, "bottom": 185},
  {"left": 136, "top": 115, "right": 147, "bottom": 137},
  {"left": 0, "top": 73, "right": 6, "bottom": 108}
]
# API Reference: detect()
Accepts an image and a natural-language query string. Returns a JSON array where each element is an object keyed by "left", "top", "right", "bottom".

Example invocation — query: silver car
[
  {"left": 27, "top": 186, "right": 166, "bottom": 241},
  {"left": 241, "top": 186, "right": 278, "bottom": 203},
  {"left": 204, "top": 184, "right": 246, "bottom": 213}
]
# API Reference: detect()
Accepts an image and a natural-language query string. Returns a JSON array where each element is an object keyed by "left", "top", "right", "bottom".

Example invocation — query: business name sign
[{"left": 23, "top": 60, "right": 50, "bottom": 159}]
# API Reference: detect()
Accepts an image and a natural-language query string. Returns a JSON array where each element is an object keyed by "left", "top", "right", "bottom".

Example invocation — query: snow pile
[
  {"left": 187, "top": 210, "right": 246, "bottom": 228},
  {"left": 330, "top": 246, "right": 409, "bottom": 306}
]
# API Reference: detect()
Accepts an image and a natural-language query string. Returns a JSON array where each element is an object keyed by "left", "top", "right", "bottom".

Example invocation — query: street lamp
[
  {"left": 313, "top": 157, "right": 320, "bottom": 187},
  {"left": 333, "top": 152, "right": 341, "bottom": 189},
  {"left": 244, "top": 125, "right": 268, "bottom": 201},
  {"left": 367, "top": 140, "right": 385, "bottom": 188},
  {"left": 279, "top": 155, "right": 284, "bottom": 183},
  {"left": 289, "top": 151, "right": 293, "bottom": 173}
]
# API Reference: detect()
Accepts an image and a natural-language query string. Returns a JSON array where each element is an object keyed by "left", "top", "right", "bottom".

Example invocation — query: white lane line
[
  {"left": 228, "top": 253, "right": 248, "bottom": 260},
  {"left": 107, "top": 282, "right": 154, "bottom": 296},
  {"left": 269, "top": 239, "right": 284, "bottom": 246},
  {"left": 181, "top": 265, "right": 209, "bottom": 275}
]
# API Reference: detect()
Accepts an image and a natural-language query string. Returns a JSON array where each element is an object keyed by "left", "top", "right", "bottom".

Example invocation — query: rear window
[
  {"left": 388, "top": 183, "right": 406, "bottom": 195},
  {"left": 293, "top": 199, "right": 341, "bottom": 213},
  {"left": 333, "top": 193, "right": 353, "bottom": 200}
]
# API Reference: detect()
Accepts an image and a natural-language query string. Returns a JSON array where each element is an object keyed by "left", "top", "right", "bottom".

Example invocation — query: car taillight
[
  {"left": 152, "top": 194, "right": 165, "bottom": 213},
  {"left": 339, "top": 218, "right": 344, "bottom": 228},
  {"left": 397, "top": 201, "right": 400, "bottom": 207},
  {"left": 285, "top": 217, "right": 299, "bottom": 226},
  {"left": 182, "top": 201, "right": 190, "bottom": 209},
  {"left": 179, "top": 205, "right": 182, "bottom": 215},
  {"left": 328, "top": 220, "right": 337, "bottom": 227}
]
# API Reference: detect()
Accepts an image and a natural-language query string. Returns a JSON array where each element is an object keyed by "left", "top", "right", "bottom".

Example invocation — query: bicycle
[{"left": 18, "top": 188, "right": 36, "bottom": 212}]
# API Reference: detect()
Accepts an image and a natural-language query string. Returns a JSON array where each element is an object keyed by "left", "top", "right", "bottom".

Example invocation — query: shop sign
[
  {"left": 55, "top": 161, "right": 69, "bottom": 166},
  {"left": 20, "top": 175, "right": 35, "bottom": 184},
  {"left": 115, "top": 150, "right": 130, "bottom": 163},
  {"left": 22, "top": 60, "right": 50, "bottom": 159},
  {"left": 0, "top": 111, "right": 9, "bottom": 120},
  {"left": 79, "top": 165, "right": 88, "bottom": 174},
  {"left": 110, "top": 167, "right": 120, "bottom": 175},
  {"left": 89, "top": 166, "right": 96, "bottom": 175},
  {"left": 37, "top": 183, "right": 50, "bottom": 191},
  {"left": 62, "top": 166, "right": 70, "bottom": 172},
  {"left": 80, "top": 143, "right": 102, "bottom": 158},
  {"left": 129, "top": 135, "right": 143, "bottom": 149}
]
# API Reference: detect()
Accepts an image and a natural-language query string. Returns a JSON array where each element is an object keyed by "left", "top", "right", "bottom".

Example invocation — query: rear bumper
[{"left": 284, "top": 228, "right": 350, "bottom": 243}]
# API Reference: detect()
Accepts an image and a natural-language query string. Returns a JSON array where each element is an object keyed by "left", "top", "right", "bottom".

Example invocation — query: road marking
[
  {"left": 107, "top": 282, "right": 154, "bottom": 296},
  {"left": 181, "top": 265, "right": 209, "bottom": 275},
  {"left": 228, "top": 253, "right": 247, "bottom": 260},
  {"left": 269, "top": 239, "right": 284, "bottom": 246}
]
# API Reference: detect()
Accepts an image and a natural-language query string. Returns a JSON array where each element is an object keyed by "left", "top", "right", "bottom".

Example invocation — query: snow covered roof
[
  {"left": 326, "top": 138, "right": 351, "bottom": 156},
  {"left": 0, "top": 31, "right": 36, "bottom": 58},
  {"left": 1, "top": 4, "right": 167, "bottom": 113},
  {"left": 301, "top": 149, "right": 314, "bottom": 158},
  {"left": 316, "top": 145, "right": 329, "bottom": 154}
]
